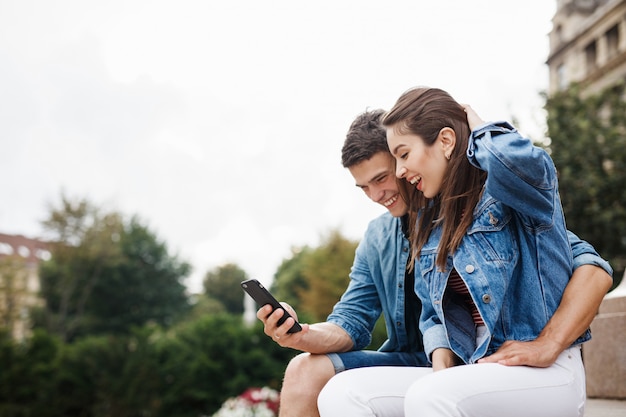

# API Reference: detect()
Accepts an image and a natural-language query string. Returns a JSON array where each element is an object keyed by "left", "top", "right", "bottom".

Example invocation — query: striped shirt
[{"left": 447, "top": 268, "right": 484, "bottom": 325}]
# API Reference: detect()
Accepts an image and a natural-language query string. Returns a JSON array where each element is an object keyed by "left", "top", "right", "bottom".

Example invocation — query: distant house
[
  {"left": 0, "top": 233, "right": 51, "bottom": 340},
  {"left": 547, "top": 0, "right": 626, "bottom": 95}
]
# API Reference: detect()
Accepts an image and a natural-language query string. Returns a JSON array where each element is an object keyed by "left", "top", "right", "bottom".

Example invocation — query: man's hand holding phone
[
  {"left": 241, "top": 279, "right": 308, "bottom": 346},
  {"left": 257, "top": 303, "right": 308, "bottom": 345}
]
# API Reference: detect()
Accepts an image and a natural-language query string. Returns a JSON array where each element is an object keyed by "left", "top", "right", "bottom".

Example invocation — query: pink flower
[{"left": 211, "top": 386, "right": 280, "bottom": 417}]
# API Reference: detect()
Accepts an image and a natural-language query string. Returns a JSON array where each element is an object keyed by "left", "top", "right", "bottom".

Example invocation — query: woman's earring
[{"left": 445, "top": 152, "right": 451, "bottom": 160}]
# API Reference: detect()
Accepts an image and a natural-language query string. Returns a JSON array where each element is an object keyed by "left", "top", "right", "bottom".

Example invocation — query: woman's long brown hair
[{"left": 382, "top": 87, "right": 487, "bottom": 271}]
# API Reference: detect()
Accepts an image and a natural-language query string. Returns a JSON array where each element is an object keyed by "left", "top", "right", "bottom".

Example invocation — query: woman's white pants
[{"left": 318, "top": 346, "right": 586, "bottom": 417}]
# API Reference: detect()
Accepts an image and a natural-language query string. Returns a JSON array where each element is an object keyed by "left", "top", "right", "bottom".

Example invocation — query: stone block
[{"left": 584, "top": 271, "right": 626, "bottom": 399}]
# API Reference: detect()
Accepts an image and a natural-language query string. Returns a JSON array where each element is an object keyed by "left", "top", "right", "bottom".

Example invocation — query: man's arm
[
  {"left": 479, "top": 264, "right": 612, "bottom": 367},
  {"left": 258, "top": 304, "right": 354, "bottom": 354},
  {"left": 261, "top": 216, "right": 395, "bottom": 354}
]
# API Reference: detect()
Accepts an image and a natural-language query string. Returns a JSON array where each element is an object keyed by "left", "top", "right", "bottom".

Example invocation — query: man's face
[{"left": 348, "top": 151, "right": 408, "bottom": 217}]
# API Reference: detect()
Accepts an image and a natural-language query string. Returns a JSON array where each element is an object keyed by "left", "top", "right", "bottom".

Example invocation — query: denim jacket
[
  {"left": 327, "top": 212, "right": 420, "bottom": 352},
  {"left": 327, "top": 209, "right": 610, "bottom": 358},
  {"left": 416, "top": 122, "right": 613, "bottom": 364}
]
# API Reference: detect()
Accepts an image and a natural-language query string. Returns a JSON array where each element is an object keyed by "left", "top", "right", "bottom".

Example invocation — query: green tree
[
  {"left": 545, "top": 82, "right": 626, "bottom": 284},
  {"left": 37, "top": 195, "right": 191, "bottom": 341},
  {"left": 38, "top": 196, "right": 125, "bottom": 341},
  {"left": 52, "top": 328, "right": 164, "bottom": 417},
  {"left": 0, "top": 316, "right": 294, "bottom": 417},
  {"left": 298, "top": 230, "right": 358, "bottom": 321},
  {"left": 271, "top": 229, "right": 387, "bottom": 348},
  {"left": 157, "top": 314, "right": 294, "bottom": 417},
  {"left": 271, "top": 230, "right": 358, "bottom": 322},
  {"left": 185, "top": 293, "right": 229, "bottom": 319},
  {"left": 203, "top": 263, "right": 248, "bottom": 315},
  {"left": 90, "top": 217, "right": 191, "bottom": 331},
  {"left": 0, "top": 329, "right": 59, "bottom": 417},
  {"left": 271, "top": 245, "right": 312, "bottom": 310}
]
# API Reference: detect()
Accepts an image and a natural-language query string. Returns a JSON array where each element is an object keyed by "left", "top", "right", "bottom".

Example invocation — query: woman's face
[{"left": 387, "top": 128, "right": 451, "bottom": 199}]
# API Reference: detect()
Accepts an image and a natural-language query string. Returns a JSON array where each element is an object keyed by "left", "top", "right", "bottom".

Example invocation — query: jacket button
[
  {"left": 482, "top": 294, "right": 492, "bottom": 303},
  {"left": 465, "top": 264, "right": 475, "bottom": 273}
]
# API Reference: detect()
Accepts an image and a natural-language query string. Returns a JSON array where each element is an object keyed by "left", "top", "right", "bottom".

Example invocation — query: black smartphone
[{"left": 241, "top": 278, "right": 302, "bottom": 333}]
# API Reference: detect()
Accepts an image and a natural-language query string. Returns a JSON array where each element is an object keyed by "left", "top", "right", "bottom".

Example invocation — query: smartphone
[{"left": 241, "top": 278, "right": 302, "bottom": 333}]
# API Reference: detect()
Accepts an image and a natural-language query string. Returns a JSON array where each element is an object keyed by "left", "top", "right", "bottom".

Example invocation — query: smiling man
[
  {"left": 348, "top": 152, "right": 407, "bottom": 217},
  {"left": 257, "top": 109, "right": 430, "bottom": 416}
]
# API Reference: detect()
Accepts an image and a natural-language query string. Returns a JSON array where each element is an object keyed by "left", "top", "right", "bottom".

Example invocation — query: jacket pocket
[{"left": 467, "top": 200, "right": 516, "bottom": 263}]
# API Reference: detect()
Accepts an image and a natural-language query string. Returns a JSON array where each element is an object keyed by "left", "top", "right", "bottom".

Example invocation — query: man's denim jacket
[
  {"left": 416, "top": 122, "right": 613, "bottom": 364},
  {"left": 327, "top": 211, "right": 422, "bottom": 353}
]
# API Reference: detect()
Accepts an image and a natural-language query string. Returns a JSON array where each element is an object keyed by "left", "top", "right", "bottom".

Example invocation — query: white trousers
[{"left": 318, "top": 346, "right": 586, "bottom": 417}]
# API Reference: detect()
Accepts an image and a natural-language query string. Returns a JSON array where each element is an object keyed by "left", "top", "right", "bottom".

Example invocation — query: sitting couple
[{"left": 257, "top": 86, "right": 613, "bottom": 417}]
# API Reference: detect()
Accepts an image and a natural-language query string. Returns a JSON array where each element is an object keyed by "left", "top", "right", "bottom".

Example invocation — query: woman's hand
[
  {"left": 432, "top": 348, "right": 459, "bottom": 371},
  {"left": 462, "top": 104, "right": 484, "bottom": 131}
]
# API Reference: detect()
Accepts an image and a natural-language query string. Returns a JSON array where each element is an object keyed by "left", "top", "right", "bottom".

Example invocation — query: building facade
[
  {"left": 0, "top": 233, "right": 50, "bottom": 340},
  {"left": 547, "top": 0, "right": 626, "bottom": 95}
]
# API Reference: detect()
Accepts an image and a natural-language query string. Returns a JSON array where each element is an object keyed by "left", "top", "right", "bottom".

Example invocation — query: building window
[
  {"left": 17, "top": 245, "right": 30, "bottom": 258},
  {"left": 36, "top": 249, "right": 51, "bottom": 261},
  {"left": 606, "top": 24, "right": 619, "bottom": 59},
  {"left": 555, "top": 24, "right": 564, "bottom": 43},
  {"left": 0, "top": 243, "right": 13, "bottom": 255},
  {"left": 585, "top": 40, "right": 597, "bottom": 74},
  {"left": 557, "top": 63, "right": 568, "bottom": 90}
]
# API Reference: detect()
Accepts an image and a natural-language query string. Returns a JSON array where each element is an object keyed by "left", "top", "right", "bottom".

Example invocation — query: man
[{"left": 257, "top": 110, "right": 613, "bottom": 417}]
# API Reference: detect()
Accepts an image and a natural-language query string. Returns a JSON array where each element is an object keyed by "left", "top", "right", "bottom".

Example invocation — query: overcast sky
[{"left": 0, "top": 0, "right": 555, "bottom": 293}]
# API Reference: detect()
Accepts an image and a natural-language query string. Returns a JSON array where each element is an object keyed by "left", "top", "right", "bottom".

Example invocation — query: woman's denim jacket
[
  {"left": 416, "top": 122, "right": 613, "bottom": 364},
  {"left": 327, "top": 211, "right": 424, "bottom": 354}
]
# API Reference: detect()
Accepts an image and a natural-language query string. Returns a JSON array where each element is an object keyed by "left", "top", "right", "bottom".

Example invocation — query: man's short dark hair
[{"left": 341, "top": 109, "right": 389, "bottom": 168}]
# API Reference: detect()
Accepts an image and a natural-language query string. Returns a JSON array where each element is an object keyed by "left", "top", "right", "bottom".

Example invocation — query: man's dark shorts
[{"left": 327, "top": 350, "right": 429, "bottom": 374}]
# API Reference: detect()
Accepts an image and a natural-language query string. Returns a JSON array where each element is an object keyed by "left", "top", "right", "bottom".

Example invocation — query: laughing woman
[{"left": 388, "top": 86, "right": 589, "bottom": 416}]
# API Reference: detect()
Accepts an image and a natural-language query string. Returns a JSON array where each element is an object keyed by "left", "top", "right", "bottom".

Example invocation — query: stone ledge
[{"left": 584, "top": 271, "right": 626, "bottom": 399}]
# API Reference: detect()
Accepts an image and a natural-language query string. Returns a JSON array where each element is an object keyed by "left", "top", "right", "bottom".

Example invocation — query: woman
[{"left": 392, "top": 86, "right": 583, "bottom": 415}]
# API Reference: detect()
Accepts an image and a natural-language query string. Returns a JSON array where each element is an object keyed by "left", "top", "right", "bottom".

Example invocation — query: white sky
[{"left": 0, "top": 0, "right": 556, "bottom": 293}]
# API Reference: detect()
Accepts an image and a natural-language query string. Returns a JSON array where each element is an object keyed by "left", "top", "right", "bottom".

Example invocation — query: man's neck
[{"left": 400, "top": 213, "right": 410, "bottom": 238}]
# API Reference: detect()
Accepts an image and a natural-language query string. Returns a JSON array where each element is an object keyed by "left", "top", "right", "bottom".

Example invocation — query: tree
[
  {"left": 298, "top": 230, "right": 358, "bottom": 321},
  {"left": 270, "top": 229, "right": 388, "bottom": 347},
  {"left": 0, "top": 316, "right": 295, "bottom": 417},
  {"left": 271, "top": 245, "right": 312, "bottom": 311},
  {"left": 203, "top": 263, "right": 248, "bottom": 315},
  {"left": 271, "top": 230, "right": 358, "bottom": 322},
  {"left": 37, "top": 195, "right": 191, "bottom": 341},
  {"left": 38, "top": 196, "right": 125, "bottom": 341},
  {"left": 545, "top": 82, "right": 626, "bottom": 284},
  {"left": 90, "top": 217, "right": 191, "bottom": 331},
  {"left": 186, "top": 294, "right": 229, "bottom": 319},
  {"left": 0, "top": 329, "right": 59, "bottom": 417},
  {"left": 157, "top": 314, "right": 294, "bottom": 417}
]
